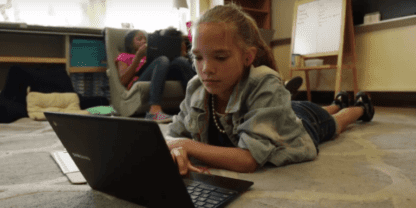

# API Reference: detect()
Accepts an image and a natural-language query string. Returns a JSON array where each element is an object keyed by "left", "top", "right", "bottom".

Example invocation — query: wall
[
  {"left": 198, "top": 0, "right": 223, "bottom": 16},
  {"left": 199, "top": 0, "right": 211, "bottom": 15},
  {"left": 272, "top": 0, "right": 416, "bottom": 92}
]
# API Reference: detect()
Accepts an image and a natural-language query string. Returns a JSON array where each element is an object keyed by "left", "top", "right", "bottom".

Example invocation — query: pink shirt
[{"left": 115, "top": 53, "right": 147, "bottom": 90}]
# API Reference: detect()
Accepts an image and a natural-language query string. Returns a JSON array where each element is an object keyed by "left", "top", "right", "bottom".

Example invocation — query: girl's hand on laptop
[
  {"left": 171, "top": 147, "right": 203, "bottom": 176},
  {"left": 166, "top": 138, "right": 189, "bottom": 150}
]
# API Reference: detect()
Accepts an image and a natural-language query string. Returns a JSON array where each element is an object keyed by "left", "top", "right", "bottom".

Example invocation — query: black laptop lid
[
  {"left": 146, "top": 32, "right": 182, "bottom": 63},
  {"left": 45, "top": 112, "right": 194, "bottom": 208}
]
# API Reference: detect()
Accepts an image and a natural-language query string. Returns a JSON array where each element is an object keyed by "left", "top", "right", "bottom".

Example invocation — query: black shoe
[
  {"left": 333, "top": 91, "right": 350, "bottom": 109},
  {"left": 354, "top": 91, "right": 375, "bottom": 122},
  {"left": 285, "top": 76, "right": 303, "bottom": 100}
]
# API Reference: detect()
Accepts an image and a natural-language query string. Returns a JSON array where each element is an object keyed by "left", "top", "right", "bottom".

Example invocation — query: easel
[{"left": 289, "top": 0, "right": 358, "bottom": 101}]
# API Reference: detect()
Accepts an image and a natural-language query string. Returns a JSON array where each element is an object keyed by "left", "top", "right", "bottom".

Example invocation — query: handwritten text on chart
[{"left": 293, "top": 0, "right": 343, "bottom": 55}]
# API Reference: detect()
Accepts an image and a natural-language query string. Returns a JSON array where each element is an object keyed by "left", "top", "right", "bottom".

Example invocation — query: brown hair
[{"left": 193, "top": 3, "right": 278, "bottom": 71}]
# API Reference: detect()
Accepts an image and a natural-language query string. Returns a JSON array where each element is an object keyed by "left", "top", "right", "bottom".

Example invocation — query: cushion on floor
[{"left": 27, "top": 92, "right": 90, "bottom": 121}]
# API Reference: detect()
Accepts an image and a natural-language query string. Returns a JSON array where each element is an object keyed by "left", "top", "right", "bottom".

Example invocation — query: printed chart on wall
[{"left": 293, "top": 0, "right": 343, "bottom": 55}]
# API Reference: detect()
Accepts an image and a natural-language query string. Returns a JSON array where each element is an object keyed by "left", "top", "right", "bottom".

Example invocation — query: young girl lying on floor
[{"left": 166, "top": 4, "right": 374, "bottom": 175}]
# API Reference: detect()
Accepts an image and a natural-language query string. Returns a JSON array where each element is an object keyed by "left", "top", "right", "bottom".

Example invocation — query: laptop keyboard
[{"left": 186, "top": 181, "right": 238, "bottom": 208}]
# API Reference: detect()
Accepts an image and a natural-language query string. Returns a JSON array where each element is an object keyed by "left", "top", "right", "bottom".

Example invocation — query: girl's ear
[{"left": 245, "top": 46, "right": 257, "bottom": 67}]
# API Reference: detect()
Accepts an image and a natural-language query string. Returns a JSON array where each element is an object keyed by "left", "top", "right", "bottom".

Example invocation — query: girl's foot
[
  {"left": 285, "top": 76, "right": 303, "bottom": 100},
  {"left": 145, "top": 111, "right": 173, "bottom": 123},
  {"left": 333, "top": 91, "right": 350, "bottom": 109},
  {"left": 354, "top": 91, "right": 375, "bottom": 122}
]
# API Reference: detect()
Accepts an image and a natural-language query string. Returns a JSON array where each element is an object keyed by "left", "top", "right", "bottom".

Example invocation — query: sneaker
[
  {"left": 285, "top": 76, "right": 303, "bottom": 100},
  {"left": 145, "top": 111, "right": 173, "bottom": 123},
  {"left": 333, "top": 91, "right": 350, "bottom": 109},
  {"left": 354, "top": 91, "right": 375, "bottom": 122}
]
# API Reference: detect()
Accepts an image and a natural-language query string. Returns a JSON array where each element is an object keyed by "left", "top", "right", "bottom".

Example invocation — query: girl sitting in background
[{"left": 116, "top": 28, "right": 195, "bottom": 122}]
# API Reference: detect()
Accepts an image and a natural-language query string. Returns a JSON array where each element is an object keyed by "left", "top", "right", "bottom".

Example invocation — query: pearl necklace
[{"left": 211, "top": 95, "right": 227, "bottom": 134}]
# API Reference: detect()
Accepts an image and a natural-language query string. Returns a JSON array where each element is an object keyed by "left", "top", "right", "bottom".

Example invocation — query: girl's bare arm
[{"left": 118, "top": 44, "right": 147, "bottom": 87}]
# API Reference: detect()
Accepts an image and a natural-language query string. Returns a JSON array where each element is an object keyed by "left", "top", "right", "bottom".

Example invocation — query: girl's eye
[
  {"left": 193, "top": 56, "right": 202, "bottom": 61},
  {"left": 216, "top": 56, "right": 228, "bottom": 61}
]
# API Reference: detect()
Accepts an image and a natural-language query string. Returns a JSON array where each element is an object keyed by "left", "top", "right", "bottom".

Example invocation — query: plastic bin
[
  {"left": 70, "top": 39, "right": 107, "bottom": 67},
  {"left": 305, "top": 59, "right": 324, "bottom": 67}
]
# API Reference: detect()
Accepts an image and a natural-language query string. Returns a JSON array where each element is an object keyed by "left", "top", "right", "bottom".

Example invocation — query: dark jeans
[
  {"left": 0, "top": 66, "right": 30, "bottom": 123},
  {"left": 137, "top": 56, "right": 195, "bottom": 105},
  {"left": 168, "top": 57, "right": 196, "bottom": 90},
  {"left": 291, "top": 101, "right": 337, "bottom": 153},
  {"left": 0, "top": 65, "right": 77, "bottom": 123}
]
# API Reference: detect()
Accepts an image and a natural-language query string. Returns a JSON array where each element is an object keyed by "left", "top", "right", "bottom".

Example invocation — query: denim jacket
[{"left": 167, "top": 65, "right": 317, "bottom": 167}]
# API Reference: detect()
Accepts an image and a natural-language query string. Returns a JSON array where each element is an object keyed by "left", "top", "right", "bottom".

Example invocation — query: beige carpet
[{"left": 0, "top": 107, "right": 415, "bottom": 208}]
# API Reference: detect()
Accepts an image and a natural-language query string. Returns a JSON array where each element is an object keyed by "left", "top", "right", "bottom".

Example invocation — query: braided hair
[{"left": 193, "top": 3, "right": 278, "bottom": 72}]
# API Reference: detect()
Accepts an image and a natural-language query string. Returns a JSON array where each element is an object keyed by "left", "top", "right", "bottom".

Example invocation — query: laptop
[
  {"left": 44, "top": 112, "right": 254, "bottom": 208},
  {"left": 146, "top": 32, "right": 182, "bottom": 63}
]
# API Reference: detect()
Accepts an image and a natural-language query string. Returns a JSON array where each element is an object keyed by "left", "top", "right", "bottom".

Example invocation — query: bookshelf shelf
[
  {"left": 224, "top": 0, "right": 271, "bottom": 29},
  {"left": 0, "top": 56, "right": 66, "bottom": 64}
]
